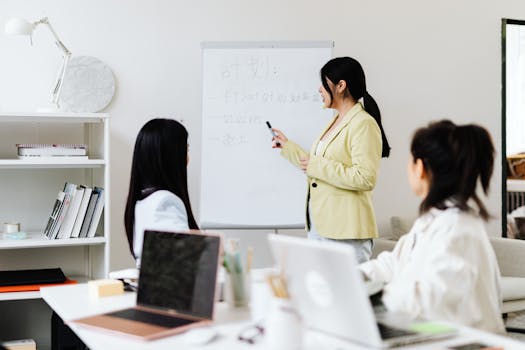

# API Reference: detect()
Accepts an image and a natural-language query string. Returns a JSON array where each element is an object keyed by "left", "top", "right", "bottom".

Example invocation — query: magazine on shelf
[
  {"left": 43, "top": 192, "right": 66, "bottom": 239},
  {"left": 49, "top": 183, "right": 77, "bottom": 239}
]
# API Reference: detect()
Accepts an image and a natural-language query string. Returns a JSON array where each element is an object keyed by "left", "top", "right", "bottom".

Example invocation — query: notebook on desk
[
  {"left": 73, "top": 230, "right": 222, "bottom": 341},
  {"left": 268, "top": 234, "right": 457, "bottom": 348}
]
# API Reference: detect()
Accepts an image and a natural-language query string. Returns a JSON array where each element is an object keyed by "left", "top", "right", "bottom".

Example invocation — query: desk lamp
[{"left": 5, "top": 17, "right": 72, "bottom": 110}]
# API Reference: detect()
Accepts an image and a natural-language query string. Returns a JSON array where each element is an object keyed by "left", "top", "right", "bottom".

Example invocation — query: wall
[{"left": 1, "top": 0, "right": 525, "bottom": 271}]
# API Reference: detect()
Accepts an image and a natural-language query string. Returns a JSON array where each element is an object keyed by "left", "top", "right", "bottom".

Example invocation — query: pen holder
[
  {"left": 265, "top": 297, "right": 303, "bottom": 350},
  {"left": 224, "top": 271, "right": 250, "bottom": 307}
]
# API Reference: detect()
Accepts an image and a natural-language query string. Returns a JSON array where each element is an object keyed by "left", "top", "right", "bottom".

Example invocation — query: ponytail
[
  {"left": 449, "top": 125, "right": 494, "bottom": 219},
  {"left": 410, "top": 120, "right": 495, "bottom": 220},
  {"left": 363, "top": 92, "right": 391, "bottom": 158}
]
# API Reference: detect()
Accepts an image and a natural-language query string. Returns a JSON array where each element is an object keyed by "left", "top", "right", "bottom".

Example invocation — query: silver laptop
[
  {"left": 74, "top": 230, "right": 221, "bottom": 341},
  {"left": 268, "top": 234, "right": 457, "bottom": 348}
]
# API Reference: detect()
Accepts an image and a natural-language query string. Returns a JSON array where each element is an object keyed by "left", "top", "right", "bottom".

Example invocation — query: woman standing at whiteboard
[
  {"left": 124, "top": 118, "right": 199, "bottom": 267},
  {"left": 272, "top": 57, "right": 390, "bottom": 263}
]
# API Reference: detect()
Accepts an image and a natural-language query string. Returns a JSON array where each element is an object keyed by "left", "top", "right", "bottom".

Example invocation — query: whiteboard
[{"left": 200, "top": 41, "right": 332, "bottom": 228}]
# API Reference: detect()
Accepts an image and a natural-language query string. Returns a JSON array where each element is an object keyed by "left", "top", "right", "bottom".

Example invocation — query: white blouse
[
  {"left": 360, "top": 206, "right": 505, "bottom": 333},
  {"left": 133, "top": 190, "right": 189, "bottom": 267}
]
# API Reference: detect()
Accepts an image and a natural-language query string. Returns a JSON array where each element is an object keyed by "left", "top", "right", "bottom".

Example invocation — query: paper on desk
[
  {"left": 108, "top": 268, "right": 139, "bottom": 281},
  {"left": 447, "top": 342, "right": 503, "bottom": 350}
]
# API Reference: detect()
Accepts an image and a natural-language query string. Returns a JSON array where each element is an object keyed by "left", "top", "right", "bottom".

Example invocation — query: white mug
[
  {"left": 250, "top": 278, "right": 272, "bottom": 322},
  {"left": 265, "top": 298, "right": 303, "bottom": 350}
]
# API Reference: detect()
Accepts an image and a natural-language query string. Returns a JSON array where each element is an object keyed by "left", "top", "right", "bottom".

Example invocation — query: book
[
  {"left": 49, "top": 183, "right": 76, "bottom": 239},
  {"left": 86, "top": 187, "right": 105, "bottom": 238},
  {"left": 16, "top": 143, "right": 87, "bottom": 157},
  {"left": 78, "top": 188, "right": 102, "bottom": 238},
  {"left": 70, "top": 186, "right": 93, "bottom": 238},
  {"left": 43, "top": 191, "right": 66, "bottom": 239},
  {"left": 57, "top": 186, "right": 84, "bottom": 239}
]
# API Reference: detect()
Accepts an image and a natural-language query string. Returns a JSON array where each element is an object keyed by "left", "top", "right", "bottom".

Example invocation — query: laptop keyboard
[
  {"left": 377, "top": 322, "right": 417, "bottom": 340},
  {"left": 108, "top": 308, "right": 197, "bottom": 328}
]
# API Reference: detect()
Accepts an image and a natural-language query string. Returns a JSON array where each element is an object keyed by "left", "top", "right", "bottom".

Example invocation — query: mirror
[{"left": 502, "top": 19, "right": 525, "bottom": 239}]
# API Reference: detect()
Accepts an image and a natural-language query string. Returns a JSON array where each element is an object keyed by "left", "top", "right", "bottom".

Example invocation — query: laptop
[
  {"left": 73, "top": 230, "right": 222, "bottom": 341},
  {"left": 267, "top": 234, "right": 457, "bottom": 348}
]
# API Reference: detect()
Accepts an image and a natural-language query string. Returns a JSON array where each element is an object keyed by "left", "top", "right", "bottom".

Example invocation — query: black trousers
[{"left": 51, "top": 312, "right": 88, "bottom": 350}]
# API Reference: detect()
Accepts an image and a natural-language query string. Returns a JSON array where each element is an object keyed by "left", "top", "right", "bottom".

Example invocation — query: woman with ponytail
[
  {"left": 271, "top": 57, "right": 390, "bottom": 263},
  {"left": 360, "top": 120, "right": 505, "bottom": 333},
  {"left": 124, "top": 118, "right": 199, "bottom": 267}
]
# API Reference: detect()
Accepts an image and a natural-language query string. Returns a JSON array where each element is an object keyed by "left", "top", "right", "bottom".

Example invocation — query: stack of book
[
  {"left": 43, "top": 182, "right": 105, "bottom": 240},
  {"left": 16, "top": 144, "right": 87, "bottom": 159}
]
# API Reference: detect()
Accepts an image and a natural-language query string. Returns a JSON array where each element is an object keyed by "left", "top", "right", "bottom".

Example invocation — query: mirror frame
[{"left": 501, "top": 18, "right": 525, "bottom": 237}]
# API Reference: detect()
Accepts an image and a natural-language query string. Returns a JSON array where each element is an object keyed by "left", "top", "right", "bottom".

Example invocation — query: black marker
[{"left": 266, "top": 121, "right": 281, "bottom": 146}]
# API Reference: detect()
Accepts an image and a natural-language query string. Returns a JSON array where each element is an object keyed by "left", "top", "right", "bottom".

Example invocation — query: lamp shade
[{"left": 5, "top": 17, "right": 33, "bottom": 35}]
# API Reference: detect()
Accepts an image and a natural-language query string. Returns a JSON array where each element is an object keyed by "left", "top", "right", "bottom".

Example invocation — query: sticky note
[
  {"left": 88, "top": 279, "right": 124, "bottom": 298},
  {"left": 409, "top": 322, "right": 456, "bottom": 335}
]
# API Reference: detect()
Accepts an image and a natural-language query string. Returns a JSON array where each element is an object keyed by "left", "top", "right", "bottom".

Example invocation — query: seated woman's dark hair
[
  {"left": 410, "top": 120, "right": 494, "bottom": 220},
  {"left": 320, "top": 57, "right": 391, "bottom": 158},
  {"left": 124, "top": 118, "right": 198, "bottom": 256}
]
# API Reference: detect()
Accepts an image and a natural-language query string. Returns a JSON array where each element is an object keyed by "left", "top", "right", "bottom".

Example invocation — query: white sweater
[
  {"left": 133, "top": 190, "right": 189, "bottom": 267},
  {"left": 360, "top": 207, "right": 505, "bottom": 333}
]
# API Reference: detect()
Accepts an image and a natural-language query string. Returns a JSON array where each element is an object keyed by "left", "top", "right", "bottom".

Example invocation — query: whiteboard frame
[
  {"left": 201, "top": 41, "right": 334, "bottom": 49},
  {"left": 200, "top": 40, "right": 334, "bottom": 230}
]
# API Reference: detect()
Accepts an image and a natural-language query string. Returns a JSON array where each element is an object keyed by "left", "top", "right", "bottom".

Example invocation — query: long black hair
[
  {"left": 410, "top": 120, "right": 495, "bottom": 220},
  {"left": 124, "top": 118, "right": 199, "bottom": 256},
  {"left": 320, "top": 57, "right": 391, "bottom": 158}
]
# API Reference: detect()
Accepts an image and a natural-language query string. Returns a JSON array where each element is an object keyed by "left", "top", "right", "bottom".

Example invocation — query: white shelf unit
[
  {"left": 0, "top": 159, "right": 105, "bottom": 168},
  {"left": 0, "top": 112, "right": 110, "bottom": 301}
]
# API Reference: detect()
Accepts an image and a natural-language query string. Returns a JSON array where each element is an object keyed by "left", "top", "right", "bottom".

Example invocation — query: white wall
[{"left": 1, "top": 0, "right": 525, "bottom": 271}]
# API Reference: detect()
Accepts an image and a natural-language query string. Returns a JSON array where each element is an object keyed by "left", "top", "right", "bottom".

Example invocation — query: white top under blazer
[
  {"left": 360, "top": 206, "right": 505, "bottom": 333},
  {"left": 133, "top": 190, "right": 189, "bottom": 267}
]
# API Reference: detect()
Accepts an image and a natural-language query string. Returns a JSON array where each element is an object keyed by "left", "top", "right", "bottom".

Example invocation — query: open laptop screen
[{"left": 138, "top": 231, "right": 220, "bottom": 319}]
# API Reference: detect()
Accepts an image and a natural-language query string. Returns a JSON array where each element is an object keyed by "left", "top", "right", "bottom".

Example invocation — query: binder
[
  {"left": 0, "top": 268, "right": 66, "bottom": 287},
  {"left": 70, "top": 186, "right": 93, "bottom": 238},
  {"left": 86, "top": 188, "right": 105, "bottom": 238},
  {"left": 78, "top": 188, "right": 102, "bottom": 238}
]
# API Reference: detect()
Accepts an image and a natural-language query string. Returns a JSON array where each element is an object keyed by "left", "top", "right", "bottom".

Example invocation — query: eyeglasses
[{"left": 237, "top": 323, "right": 264, "bottom": 345}]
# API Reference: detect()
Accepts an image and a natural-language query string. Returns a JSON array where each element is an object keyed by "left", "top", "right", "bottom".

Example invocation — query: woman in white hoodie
[{"left": 360, "top": 120, "right": 505, "bottom": 333}]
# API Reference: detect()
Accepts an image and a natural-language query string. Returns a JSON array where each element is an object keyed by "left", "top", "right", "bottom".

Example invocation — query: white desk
[{"left": 41, "top": 283, "right": 525, "bottom": 350}]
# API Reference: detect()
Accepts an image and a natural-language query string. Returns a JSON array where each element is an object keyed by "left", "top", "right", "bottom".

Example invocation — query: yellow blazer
[{"left": 281, "top": 103, "right": 382, "bottom": 239}]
